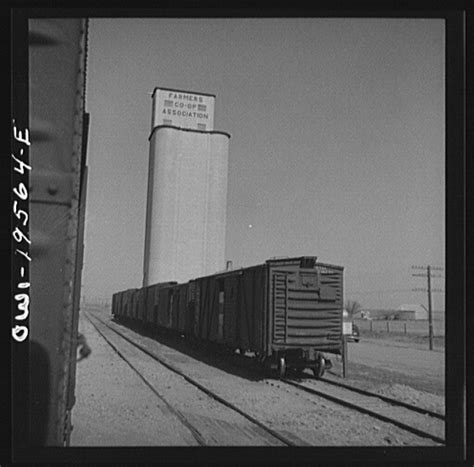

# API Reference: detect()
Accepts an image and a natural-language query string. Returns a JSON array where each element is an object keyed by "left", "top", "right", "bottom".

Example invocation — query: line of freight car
[{"left": 112, "top": 256, "right": 344, "bottom": 378}]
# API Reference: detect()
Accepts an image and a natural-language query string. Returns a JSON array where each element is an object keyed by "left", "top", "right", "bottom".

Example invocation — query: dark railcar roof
[{"left": 192, "top": 256, "right": 343, "bottom": 283}]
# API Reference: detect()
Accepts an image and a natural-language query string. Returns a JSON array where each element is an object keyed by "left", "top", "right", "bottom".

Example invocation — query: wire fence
[{"left": 354, "top": 318, "right": 445, "bottom": 337}]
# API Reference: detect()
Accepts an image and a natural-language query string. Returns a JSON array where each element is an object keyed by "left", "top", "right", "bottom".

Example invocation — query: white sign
[
  {"left": 342, "top": 321, "right": 353, "bottom": 335},
  {"left": 151, "top": 87, "right": 215, "bottom": 131}
]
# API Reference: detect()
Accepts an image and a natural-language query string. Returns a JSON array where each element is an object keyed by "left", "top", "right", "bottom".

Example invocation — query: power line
[{"left": 411, "top": 265, "right": 444, "bottom": 271}]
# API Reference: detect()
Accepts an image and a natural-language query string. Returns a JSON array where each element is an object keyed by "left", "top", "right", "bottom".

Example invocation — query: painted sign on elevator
[{"left": 151, "top": 87, "right": 215, "bottom": 131}]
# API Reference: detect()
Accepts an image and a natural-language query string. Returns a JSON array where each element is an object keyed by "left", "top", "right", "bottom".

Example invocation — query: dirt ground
[
  {"left": 327, "top": 359, "right": 444, "bottom": 416},
  {"left": 70, "top": 310, "right": 199, "bottom": 446},
  {"left": 326, "top": 331, "right": 445, "bottom": 414},
  {"left": 357, "top": 328, "right": 445, "bottom": 351},
  {"left": 71, "top": 306, "right": 444, "bottom": 447},
  {"left": 337, "top": 339, "right": 444, "bottom": 394}
]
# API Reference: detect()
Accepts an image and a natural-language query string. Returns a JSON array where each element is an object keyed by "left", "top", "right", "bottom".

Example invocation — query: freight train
[{"left": 112, "top": 256, "right": 344, "bottom": 378}]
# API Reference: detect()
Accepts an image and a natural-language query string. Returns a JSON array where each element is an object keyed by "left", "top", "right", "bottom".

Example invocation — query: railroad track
[
  {"left": 84, "top": 308, "right": 444, "bottom": 446},
  {"left": 83, "top": 310, "right": 308, "bottom": 447},
  {"left": 318, "top": 376, "right": 445, "bottom": 420},
  {"left": 267, "top": 377, "right": 445, "bottom": 445}
]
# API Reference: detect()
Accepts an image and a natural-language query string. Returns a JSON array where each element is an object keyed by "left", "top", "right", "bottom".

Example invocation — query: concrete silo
[{"left": 143, "top": 87, "right": 230, "bottom": 286}]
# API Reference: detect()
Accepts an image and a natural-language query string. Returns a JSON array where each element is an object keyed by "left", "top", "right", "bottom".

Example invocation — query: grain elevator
[{"left": 143, "top": 87, "right": 230, "bottom": 286}]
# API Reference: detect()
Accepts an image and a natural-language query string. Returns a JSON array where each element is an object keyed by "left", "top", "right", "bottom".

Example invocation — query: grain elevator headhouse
[{"left": 143, "top": 87, "right": 230, "bottom": 286}]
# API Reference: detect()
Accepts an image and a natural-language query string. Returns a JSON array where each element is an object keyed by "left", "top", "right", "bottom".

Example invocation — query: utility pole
[
  {"left": 427, "top": 266, "right": 433, "bottom": 350},
  {"left": 412, "top": 265, "right": 444, "bottom": 350}
]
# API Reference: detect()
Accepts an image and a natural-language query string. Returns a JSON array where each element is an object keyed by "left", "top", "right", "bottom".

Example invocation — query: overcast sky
[{"left": 82, "top": 17, "right": 445, "bottom": 311}]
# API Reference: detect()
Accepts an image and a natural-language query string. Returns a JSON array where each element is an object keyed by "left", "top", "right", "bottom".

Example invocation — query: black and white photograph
[{"left": 10, "top": 6, "right": 467, "bottom": 465}]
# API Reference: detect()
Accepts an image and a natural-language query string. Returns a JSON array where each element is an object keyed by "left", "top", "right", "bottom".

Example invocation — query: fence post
[
  {"left": 404, "top": 323, "right": 407, "bottom": 334},
  {"left": 386, "top": 321, "right": 389, "bottom": 333}
]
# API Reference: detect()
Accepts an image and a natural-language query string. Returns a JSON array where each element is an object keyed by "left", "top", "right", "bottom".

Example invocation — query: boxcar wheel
[
  {"left": 278, "top": 357, "right": 286, "bottom": 379},
  {"left": 312, "top": 354, "right": 325, "bottom": 379}
]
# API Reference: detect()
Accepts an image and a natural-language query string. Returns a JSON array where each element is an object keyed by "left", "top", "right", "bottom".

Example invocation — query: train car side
[
  {"left": 112, "top": 256, "right": 343, "bottom": 378},
  {"left": 28, "top": 18, "right": 89, "bottom": 446}
]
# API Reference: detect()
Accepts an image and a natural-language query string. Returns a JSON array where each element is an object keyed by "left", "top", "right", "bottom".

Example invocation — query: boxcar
[
  {"left": 190, "top": 256, "right": 343, "bottom": 377},
  {"left": 140, "top": 282, "right": 176, "bottom": 325},
  {"left": 112, "top": 256, "right": 343, "bottom": 378},
  {"left": 25, "top": 18, "right": 89, "bottom": 446},
  {"left": 172, "top": 283, "right": 188, "bottom": 333},
  {"left": 136, "top": 287, "right": 147, "bottom": 322},
  {"left": 116, "top": 291, "right": 125, "bottom": 320},
  {"left": 144, "top": 284, "right": 158, "bottom": 324},
  {"left": 264, "top": 257, "right": 343, "bottom": 376},
  {"left": 122, "top": 289, "right": 136, "bottom": 321}
]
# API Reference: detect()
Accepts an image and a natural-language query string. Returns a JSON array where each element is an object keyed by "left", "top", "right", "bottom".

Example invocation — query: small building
[
  {"left": 397, "top": 304, "right": 428, "bottom": 320},
  {"left": 356, "top": 309, "right": 396, "bottom": 320},
  {"left": 359, "top": 310, "right": 371, "bottom": 320}
]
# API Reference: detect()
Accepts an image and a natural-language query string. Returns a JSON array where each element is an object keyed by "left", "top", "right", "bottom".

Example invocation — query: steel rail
[
  {"left": 319, "top": 376, "right": 445, "bottom": 420},
  {"left": 85, "top": 311, "right": 302, "bottom": 447},
  {"left": 86, "top": 306, "right": 445, "bottom": 445},
  {"left": 278, "top": 378, "right": 445, "bottom": 445},
  {"left": 84, "top": 311, "right": 207, "bottom": 446}
]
